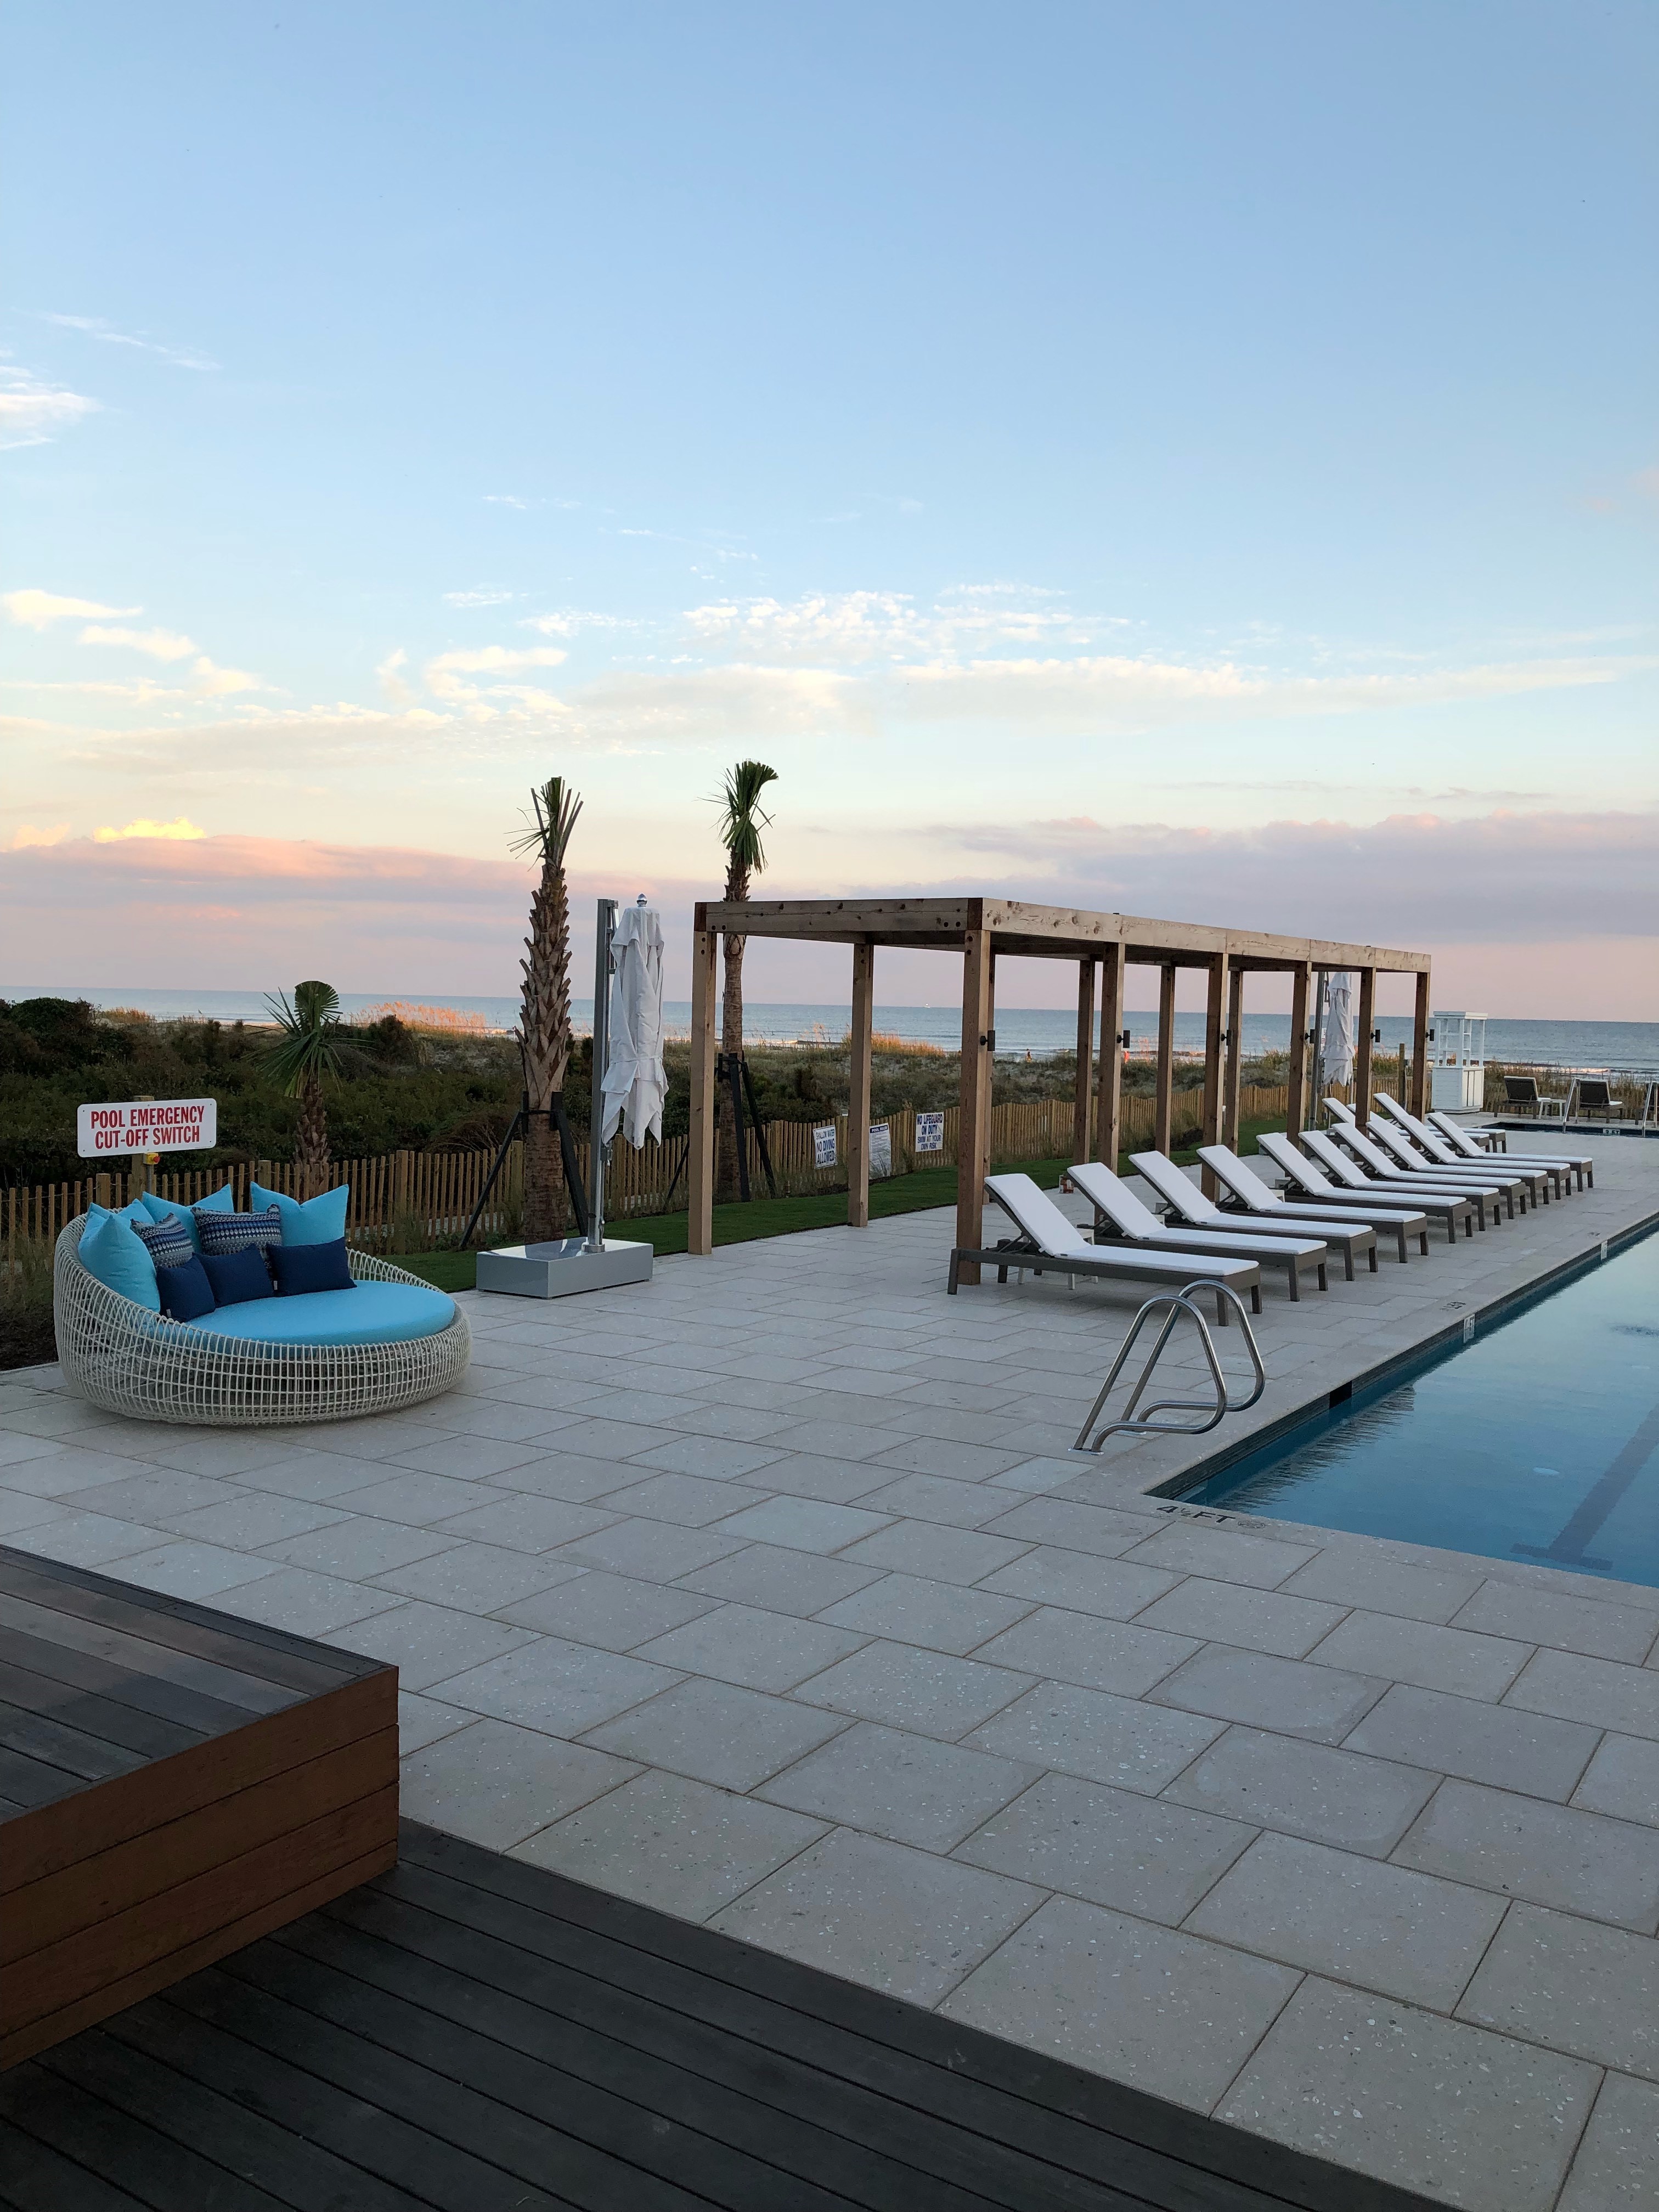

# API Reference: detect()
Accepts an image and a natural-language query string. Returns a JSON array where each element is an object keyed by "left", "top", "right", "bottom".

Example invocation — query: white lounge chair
[
  {"left": 1065, "top": 1159, "right": 1327, "bottom": 1299},
  {"left": 1352, "top": 1111, "right": 1531, "bottom": 1216},
  {"left": 1324, "top": 1119, "right": 1508, "bottom": 1228},
  {"left": 1198, "top": 1143, "right": 1425, "bottom": 1261},
  {"left": 1373, "top": 1096, "right": 1560, "bottom": 1204},
  {"left": 1271, "top": 1131, "right": 1477, "bottom": 1240},
  {"left": 950, "top": 1173, "right": 1263, "bottom": 1317},
  {"left": 1130, "top": 1149, "right": 1377, "bottom": 1279},
  {"left": 1427, "top": 1107, "right": 1592, "bottom": 1190}
]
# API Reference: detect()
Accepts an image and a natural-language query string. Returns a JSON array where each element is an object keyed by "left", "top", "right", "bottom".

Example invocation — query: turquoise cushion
[
  {"left": 182, "top": 1280, "right": 455, "bottom": 1347},
  {"left": 88, "top": 1198, "right": 152, "bottom": 1232},
  {"left": 250, "top": 1181, "right": 349, "bottom": 1246},
  {"left": 140, "top": 1185, "right": 233, "bottom": 1252},
  {"left": 80, "top": 1212, "right": 162, "bottom": 1312}
]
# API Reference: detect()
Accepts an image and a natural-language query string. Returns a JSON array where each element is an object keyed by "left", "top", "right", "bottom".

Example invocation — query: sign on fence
[
  {"left": 76, "top": 1098, "right": 217, "bottom": 1159},
  {"left": 915, "top": 1111, "right": 945, "bottom": 1153},
  {"left": 870, "top": 1122, "right": 892, "bottom": 1180},
  {"left": 812, "top": 1123, "right": 839, "bottom": 1169}
]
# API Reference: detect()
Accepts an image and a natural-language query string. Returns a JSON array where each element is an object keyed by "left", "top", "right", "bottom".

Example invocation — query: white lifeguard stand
[{"left": 1431, "top": 1010, "right": 1488, "bottom": 1112}]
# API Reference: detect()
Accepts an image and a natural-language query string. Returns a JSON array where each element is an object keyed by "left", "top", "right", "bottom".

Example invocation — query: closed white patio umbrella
[
  {"left": 600, "top": 898, "right": 667, "bottom": 1147},
  {"left": 1322, "top": 972, "right": 1355, "bottom": 1088}
]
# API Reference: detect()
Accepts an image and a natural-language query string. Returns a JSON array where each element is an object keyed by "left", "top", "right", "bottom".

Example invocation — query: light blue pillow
[
  {"left": 141, "top": 1184, "right": 234, "bottom": 1252},
  {"left": 87, "top": 1197, "right": 153, "bottom": 1232},
  {"left": 250, "top": 1181, "right": 349, "bottom": 1246},
  {"left": 80, "top": 1211, "right": 162, "bottom": 1312}
]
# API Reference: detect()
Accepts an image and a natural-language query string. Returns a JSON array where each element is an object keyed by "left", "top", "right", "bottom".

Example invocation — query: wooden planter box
[{"left": 0, "top": 1544, "right": 397, "bottom": 2068}]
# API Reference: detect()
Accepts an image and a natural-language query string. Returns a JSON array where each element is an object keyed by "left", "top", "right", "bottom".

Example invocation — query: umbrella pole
[{"left": 586, "top": 898, "right": 618, "bottom": 1252}]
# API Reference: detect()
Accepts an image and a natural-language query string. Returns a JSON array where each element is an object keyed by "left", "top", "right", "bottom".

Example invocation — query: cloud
[
  {"left": 93, "top": 816, "right": 206, "bottom": 843},
  {"left": 680, "top": 591, "right": 1117, "bottom": 664},
  {"left": 191, "top": 657, "right": 261, "bottom": 696},
  {"left": 0, "top": 365, "right": 99, "bottom": 447},
  {"left": 522, "top": 610, "right": 632, "bottom": 637},
  {"left": 39, "top": 313, "right": 218, "bottom": 371},
  {"left": 424, "top": 644, "right": 568, "bottom": 702},
  {"left": 444, "top": 588, "right": 518, "bottom": 607},
  {"left": 80, "top": 624, "right": 199, "bottom": 662},
  {"left": 4, "top": 589, "right": 142, "bottom": 629},
  {"left": 561, "top": 663, "right": 870, "bottom": 744},
  {"left": 375, "top": 647, "right": 413, "bottom": 706},
  {"left": 9, "top": 823, "right": 70, "bottom": 848},
  {"left": 483, "top": 494, "right": 536, "bottom": 509}
]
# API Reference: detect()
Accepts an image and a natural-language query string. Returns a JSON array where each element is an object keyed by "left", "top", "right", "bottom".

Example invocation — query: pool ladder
[{"left": 1072, "top": 1285, "right": 1266, "bottom": 1453}]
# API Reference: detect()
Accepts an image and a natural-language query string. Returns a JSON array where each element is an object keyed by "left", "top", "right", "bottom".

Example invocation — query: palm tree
[
  {"left": 511, "top": 776, "right": 582, "bottom": 1242},
  {"left": 264, "top": 981, "right": 343, "bottom": 1198},
  {"left": 713, "top": 760, "right": 778, "bottom": 1199}
]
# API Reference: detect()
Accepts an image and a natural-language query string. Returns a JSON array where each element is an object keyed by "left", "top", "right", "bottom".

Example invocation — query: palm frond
[
  {"left": 510, "top": 776, "right": 583, "bottom": 868},
  {"left": 712, "top": 760, "right": 778, "bottom": 874},
  {"left": 263, "top": 980, "right": 344, "bottom": 1096}
]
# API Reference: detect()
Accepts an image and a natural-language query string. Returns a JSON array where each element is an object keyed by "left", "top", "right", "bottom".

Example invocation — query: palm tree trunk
[
  {"left": 295, "top": 1074, "right": 330, "bottom": 1201},
  {"left": 519, "top": 855, "right": 573, "bottom": 1243},
  {"left": 715, "top": 856, "right": 751, "bottom": 1200}
]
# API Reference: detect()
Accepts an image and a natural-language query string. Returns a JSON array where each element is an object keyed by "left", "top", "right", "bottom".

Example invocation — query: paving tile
[
  {"left": 942, "top": 1897, "right": 1298, "bottom": 2112},
  {"left": 868, "top": 1436, "right": 1035, "bottom": 1480},
  {"left": 622, "top": 1435, "right": 788, "bottom": 1481},
  {"left": 326, "top": 1469, "right": 492, "bottom": 1527},
  {"left": 1150, "top": 1645, "right": 1386, "bottom": 1744},
  {"left": 514, "top": 1770, "right": 826, "bottom": 1920},
  {"left": 326, "top": 1601, "right": 535, "bottom": 1691},
  {"left": 1346, "top": 1683, "right": 1600, "bottom": 1800},
  {"left": 794, "top": 1641, "right": 1032, "bottom": 1739},
  {"left": 54, "top": 1466, "right": 236, "bottom": 1520},
  {"left": 851, "top": 1474, "right": 1012, "bottom": 1528},
  {"left": 709, "top": 1496, "right": 894, "bottom": 1555},
  {"left": 1189, "top": 1830, "right": 1506, "bottom": 2008},
  {"left": 652, "top": 1403, "right": 798, "bottom": 1443},
  {"left": 836, "top": 1518, "right": 1035, "bottom": 1587},
  {"left": 1451, "top": 1581, "right": 1659, "bottom": 1664},
  {"left": 1506, "top": 1649, "right": 1659, "bottom": 1741},
  {"left": 256, "top": 1517, "right": 461, "bottom": 1582},
  {"left": 1118, "top": 1522, "right": 1316, "bottom": 1589},
  {"left": 1132, "top": 1578, "right": 1347, "bottom": 1660},
  {"left": 380, "top": 1434, "right": 548, "bottom": 1481},
  {"left": 747, "top": 1420, "right": 911, "bottom": 1461},
  {"left": 955, "top": 1774, "right": 1254, "bottom": 1923},
  {"left": 1394, "top": 1778, "right": 1659, "bottom": 1929},
  {"left": 106, "top": 1542, "right": 290, "bottom": 1600},
  {"left": 419, "top": 1398, "right": 595, "bottom": 1443},
  {"left": 127, "top": 1433, "right": 303, "bottom": 1480},
  {"left": 427, "top": 1633, "right": 678, "bottom": 1734},
  {"left": 217, "top": 1567, "right": 403, "bottom": 1639},
  {"left": 397, "top": 1691, "right": 475, "bottom": 1757},
  {"left": 163, "top": 1492, "right": 351, "bottom": 1551},
  {"left": 1309, "top": 1611, "right": 1532, "bottom": 1701},
  {"left": 634, "top": 1601, "right": 866, "bottom": 1691},
  {"left": 2, "top": 1511, "right": 156, "bottom": 1568},
  {"left": 432, "top": 1494, "right": 620, "bottom": 1553},
  {"left": 967, "top": 1683, "right": 1223, "bottom": 1793},
  {"left": 556, "top": 1517, "right": 748, "bottom": 1583},
  {"left": 594, "top": 1472, "right": 765, "bottom": 1526},
  {"left": 1460, "top": 1903, "right": 1659, "bottom": 2081},
  {"left": 758, "top": 1720, "right": 1034, "bottom": 1851},
  {"left": 672, "top": 1544, "right": 884, "bottom": 1618},
  {"left": 1573, "top": 1735, "right": 1659, "bottom": 1827},
  {"left": 1559, "top": 2073, "right": 1659, "bottom": 2212},
  {"left": 971, "top": 1606, "right": 1197, "bottom": 1699},
  {"left": 1220, "top": 1977, "right": 1598, "bottom": 2212},
  {"left": 1161, "top": 1726, "right": 1440, "bottom": 1857},
  {"left": 978, "top": 1547, "right": 1179, "bottom": 1619},
  {"left": 486, "top": 1453, "right": 647, "bottom": 1503},
  {"left": 974, "top": 1497, "right": 1159, "bottom": 1558},
  {"left": 496, "top": 1570, "right": 722, "bottom": 1651},
  {"left": 368, "top": 1545, "right": 586, "bottom": 1614},
  {"left": 230, "top": 1451, "right": 418, "bottom": 1503},
  {"left": 0, "top": 1433, "right": 69, "bottom": 1468},
  {"left": 712, "top": 1827, "right": 1041, "bottom": 2006},
  {"left": 740, "top": 1454, "right": 891, "bottom": 1504},
  {"left": 581, "top": 1675, "right": 850, "bottom": 1790},
  {"left": 400, "top": 1716, "right": 637, "bottom": 1849},
  {"left": 814, "top": 1572, "right": 1033, "bottom": 1656},
  {"left": 536, "top": 1416, "right": 689, "bottom": 1460}
]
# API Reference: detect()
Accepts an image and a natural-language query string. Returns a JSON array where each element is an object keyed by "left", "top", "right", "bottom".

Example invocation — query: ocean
[{"left": 5, "top": 987, "right": 1656, "bottom": 1073}]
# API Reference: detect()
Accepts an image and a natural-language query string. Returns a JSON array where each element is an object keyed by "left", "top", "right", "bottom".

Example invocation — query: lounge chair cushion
[
  {"left": 251, "top": 1181, "right": 350, "bottom": 1246},
  {"left": 271, "top": 1238, "right": 354, "bottom": 1296},
  {"left": 199, "top": 1245, "right": 275, "bottom": 1308},
  {"left": 79, "top": 1210, "right": 162, "bottom": 1312},
  {"left": 156, "top": 1255, "right": 217, "bottom": 1323},
  {"left": 141, "top": 1184, "right": 234, "bottom": 1251},
  {"left": 183, "top": 1280, "right": 456, "bottom": 1348}
]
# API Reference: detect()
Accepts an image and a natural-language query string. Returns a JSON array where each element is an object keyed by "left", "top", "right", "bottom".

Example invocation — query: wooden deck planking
[{"left": 0, "top": 1820, "right": 1440, "bottom": 2212}]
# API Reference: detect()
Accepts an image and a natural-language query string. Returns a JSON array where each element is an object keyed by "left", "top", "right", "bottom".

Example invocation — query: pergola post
[
  {"left": 1095, "top": 943, "right": 1125, "bottom": 1169},
  {"left": 1201, "top": 952, "right": 1231, "bottom": 1178},
  {"left": 1153, "top": 963, "right": 1177, "bottom": 1155},
  {"left": 1410, "top": 967, "right": 1432, "bottom": 1114},
  {"left": 954, "top": 922, "right": 994, "bottom": 1283},
  {"left": 1286, "top": 961, "right": 1312, "bottom": 1135},
  {"left": 687, "top": 911, "right": 719, "bottom": 1255},
  {"left": 1355, "top": 967, "right": 1378, "bottom": 1127},
  {"left": 1215, "top": 964, "right": 1245, "bottom": 1195},
  {"left": 1072, "top": 958, "right": 1096, "bottom": 1163},
  {"left": 847, "top": 940, "right": 874, "bottom": 1228}
]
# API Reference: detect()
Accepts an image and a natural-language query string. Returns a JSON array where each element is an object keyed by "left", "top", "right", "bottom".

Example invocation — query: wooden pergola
[{"left": 686, "top": 897, "right": 1431, "bottom": 1279}]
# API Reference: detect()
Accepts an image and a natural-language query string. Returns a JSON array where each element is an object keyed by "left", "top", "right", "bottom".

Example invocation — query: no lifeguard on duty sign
[{"left": 76, "top": 1098, "right": 218, "bottom": 1158}]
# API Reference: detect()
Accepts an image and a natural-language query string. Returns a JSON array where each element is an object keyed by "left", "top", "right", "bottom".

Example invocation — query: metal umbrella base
[{"left": 476, "top": 1237, "right": 653, "bottom": 1300}]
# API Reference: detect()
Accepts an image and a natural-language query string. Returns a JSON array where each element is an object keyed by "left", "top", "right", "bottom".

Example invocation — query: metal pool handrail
[{"left": 1072, "top": 1284, "right": 1266, "bottom": 1453}]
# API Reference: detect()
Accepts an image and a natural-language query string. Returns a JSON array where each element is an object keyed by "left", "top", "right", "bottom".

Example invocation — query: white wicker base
[{"left": 54, "top": 1216, "right": 471, "bottom": 1427}]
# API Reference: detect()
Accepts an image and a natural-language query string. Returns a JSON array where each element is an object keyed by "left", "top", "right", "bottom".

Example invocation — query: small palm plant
[
  {"left": 713, "top": 760, "right": 778, "bottom": 1199},
  {"left": 264, "top": 980, "right": 343, "bottom": 1198},
  {"left": 511, "top": 776, "right": 582, "bottom": 1242}
]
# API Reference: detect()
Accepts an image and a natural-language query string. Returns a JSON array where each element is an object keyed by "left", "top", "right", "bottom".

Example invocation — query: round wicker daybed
[{"left": 54, "top": 1215, "right": 471, "bottom": 1427}]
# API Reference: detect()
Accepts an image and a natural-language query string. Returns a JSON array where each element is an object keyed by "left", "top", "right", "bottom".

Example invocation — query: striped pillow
[
  {"left": 133, "top": 1217, "right": 195, "bottom": 1272},
  {"left": 195, "top": 1204, "right": 284, "bottom": 1266}
]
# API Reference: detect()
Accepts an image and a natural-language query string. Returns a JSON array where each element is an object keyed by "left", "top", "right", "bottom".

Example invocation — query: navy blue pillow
[
  {"left": 270, "top": 1237, "right": 354, "bottom": 1295},
  {"left": 155, "top": 1255, "right": 217, "bottom": 1323},
  {"left": 199, "top": 1244, "right": 275, "bottom": 1307}
]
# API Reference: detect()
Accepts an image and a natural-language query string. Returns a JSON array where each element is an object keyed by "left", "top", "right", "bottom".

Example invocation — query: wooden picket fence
[{"left": 3, "top": 1084, "right": 1296, "bottom": 1258}]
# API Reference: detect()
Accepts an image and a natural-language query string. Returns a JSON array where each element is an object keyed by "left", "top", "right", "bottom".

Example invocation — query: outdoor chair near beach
[
  {"left": 1271, "top": 1131, "right": 1478, "bottom": 1240},
  {"left": 1198, "top": 1144, "right": 1427, "bottom": 1260},
  {"left": 1567, "top": 1077, "right": 1625, "bottom": 1125},
  {"left": 1352, "top": 1107, "right": 1536, "bottom": 1214},
  {"left": 1322, "top": 1117, "right": 1509, "bottom": 1227},
  {"left": 55, "top": 1204, "right": 470, "bottom": 1426},
  {"left": 949, "top": 1172, "right": 1263, "bottom": 1317},
  {"left": 1127, "top": 1149, "right": 1376, "bottom": 1279},
  {"left": 1063, "top": 1159, "right": 1327, "bottom": 1299},
  {"left": 1503, "top": 1074, "right": 1567, "bottom": 1120},
  {"left": 1374, "top": 1096, "right": 1564, "bottom": 1204},
  {"left": 1427, "top": 1107, "right": 1593, "bottom": 1188}
]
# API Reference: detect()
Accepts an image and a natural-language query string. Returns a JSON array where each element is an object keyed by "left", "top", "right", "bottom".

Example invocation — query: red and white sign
[{"left": 76, "top": 1098, "right": 218, "bottom": 1159}]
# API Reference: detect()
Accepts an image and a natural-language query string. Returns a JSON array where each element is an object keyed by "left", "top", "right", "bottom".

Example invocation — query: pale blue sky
[{"left": 4, "top": 3, "right": 1655, "bottom": 1012}]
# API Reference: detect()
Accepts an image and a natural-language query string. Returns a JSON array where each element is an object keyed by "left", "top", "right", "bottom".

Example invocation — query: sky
[{"left": 4, "top": 1, "right": 1655, "bottom": 1019}]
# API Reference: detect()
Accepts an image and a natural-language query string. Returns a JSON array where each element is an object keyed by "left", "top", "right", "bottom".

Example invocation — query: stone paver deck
[{"left": 5, "top": 1130, "right": 1658, "bottom": 2210}]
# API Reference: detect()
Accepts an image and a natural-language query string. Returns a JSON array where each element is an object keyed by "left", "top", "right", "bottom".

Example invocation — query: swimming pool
[{"left": 1183, "top": 1224, "right": 1659, "bottom": 1588}]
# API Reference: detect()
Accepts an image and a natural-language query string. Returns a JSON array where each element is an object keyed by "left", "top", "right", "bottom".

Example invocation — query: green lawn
[{"left": 390, "top": 1116, "right": 1281, "bottom": 1293}]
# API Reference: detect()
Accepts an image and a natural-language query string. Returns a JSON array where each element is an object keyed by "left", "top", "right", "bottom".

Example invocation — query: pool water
[{"left": 1186, "top": 1227, "right": 1659, "bottom": 1588}]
